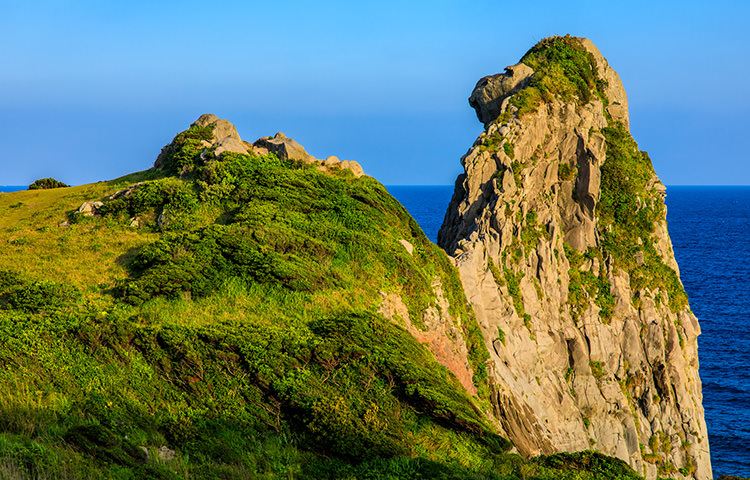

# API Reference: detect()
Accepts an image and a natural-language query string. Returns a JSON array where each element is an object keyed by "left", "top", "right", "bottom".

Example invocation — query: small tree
[{"left": 28, "top": 177, "right": 69, "bottom": 190}]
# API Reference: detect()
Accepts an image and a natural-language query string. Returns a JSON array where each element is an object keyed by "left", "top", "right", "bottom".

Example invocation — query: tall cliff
[{"left": 438, "top": 36, "right": 711, "bottom": 479}]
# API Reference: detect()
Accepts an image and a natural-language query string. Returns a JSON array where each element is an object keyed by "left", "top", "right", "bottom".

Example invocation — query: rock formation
[
  {"left": 438, "top": 36, "right": 710, "bottom": 479},
  {"left": 155, "top": 114, "right": 365, "bottom": 177}
]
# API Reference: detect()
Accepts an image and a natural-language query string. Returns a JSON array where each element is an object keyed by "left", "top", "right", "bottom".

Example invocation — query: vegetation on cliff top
[{"left": 509, "top": 34, "right": 607, "bottom": 117}]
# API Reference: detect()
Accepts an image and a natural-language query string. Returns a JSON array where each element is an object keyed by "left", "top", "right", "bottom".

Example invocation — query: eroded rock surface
[{"left": 439, "top": 36, "right": 710, "bottom": 480}]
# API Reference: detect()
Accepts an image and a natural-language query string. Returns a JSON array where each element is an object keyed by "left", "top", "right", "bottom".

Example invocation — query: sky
[{"left": 1, "top": 0, "right": 749, "bottom": 186}]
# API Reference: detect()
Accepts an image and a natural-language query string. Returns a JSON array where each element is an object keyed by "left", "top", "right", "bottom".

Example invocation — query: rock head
[{"left": 438, "top": 35, "right": 710, "bottom": 480}]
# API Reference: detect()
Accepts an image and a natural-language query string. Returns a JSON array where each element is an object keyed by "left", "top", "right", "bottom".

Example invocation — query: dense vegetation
[
  {"left": 597, "top": 123, "right": 688, "bottom": 312},
  {"left": 28, "top": 177, "right": 69, "bottom": 190},
  {"left": 0, "top": 126, "right": 642, "bottom": 479},
  {"left": 0, "top": 131, "right": 512, "bottom": 478},
  {"left": 509, "top": 34, "right": 607, "bottom": 118}
]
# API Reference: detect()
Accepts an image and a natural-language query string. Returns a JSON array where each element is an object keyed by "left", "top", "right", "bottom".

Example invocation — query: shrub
[
  {"left": 589, "top": 360, "right": 605, "bottom": 380},
  {"left": 6, "top": 280, "right": 81, "bottom": 313},
  {"left": 28, "top": 177, "right": 69, "bottom": 189}
]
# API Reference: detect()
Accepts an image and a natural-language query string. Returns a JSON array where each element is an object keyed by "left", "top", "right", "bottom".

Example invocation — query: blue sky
[{"left": 1, "top": 0, "right": 748, "bottom": 186}]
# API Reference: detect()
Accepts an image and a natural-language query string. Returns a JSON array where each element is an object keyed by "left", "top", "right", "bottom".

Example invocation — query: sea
[
  {"left": 388, "top": 185, "right": 750, "bottom": 479},
  {"left": 2, "top": 184, "right": 748, "bottom": 476}
]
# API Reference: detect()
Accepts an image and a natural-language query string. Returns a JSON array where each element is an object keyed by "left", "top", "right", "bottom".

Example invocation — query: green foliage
[
  {"left": 598, "top": 124, "right": 655, "bottom": 231},
  {"left": 155, "top": 124, "right": 215, "bottom": 175},
  {"left": 532, "top": 451, "right": 641, "bottom": 480},
  {"left": 598, "top": 123, "right": 688, "bottom": 313},
  {"left": 28, "top": 177, "right": 69, "bottom": 190},
  {"left": 558, "top": 161, "right": 577, "bottom": 181},
  {"left": 564, "top": 245, "right": 614, "bottom": 322},
  {"left": 503, "top": 267, "right": 525, "bottom": 319},
  {"left": 503, "top": 141, "right": 515, "bottom": 159},
  {"left": 3, "top": 278, "right": 81, "bottom": 313},
  {"left": 510, "top": 160, "right": 523, "bottom": 187},
  {"left": 487, "top": 258, "right": 504, "bottom": 287},
  {"left": 589, "top": 360, "right": 605, "bottom": 380},
  {"left": 510, "top": 35, "right": 607, "bottom": 117},
  {"left": 100, "top": 177, "right": 199, "bottom": 230},
  {"left": 496, "top": 327, "right": 506, "bottom": 346},
  {"left": 521, "top": 209, "right": 545, "bottom": 256},
  {"left": 478, "top": 131, "right": 505, "bottom": 152}
]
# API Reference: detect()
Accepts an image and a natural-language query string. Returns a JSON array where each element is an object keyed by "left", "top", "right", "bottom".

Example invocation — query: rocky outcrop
[
  {"left": 253, "top": 132, "right": 317, "bottom": 164},
  {"left": 155, "top": 115, "right": 365, "bottom": 178},
  {"left": 439, "top": 36, "right": 710, "bottom": 480},
  {"left": 470, "top": 63, "right": 534, "bottom": 127}
]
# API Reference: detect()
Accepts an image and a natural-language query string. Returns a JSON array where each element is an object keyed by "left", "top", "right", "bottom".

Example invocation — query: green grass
[{"left": 0, "top": 128, "right": 524, "bottom": 478}]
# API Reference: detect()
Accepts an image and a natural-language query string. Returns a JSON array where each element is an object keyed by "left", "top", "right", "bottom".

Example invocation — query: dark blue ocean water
[
  {"left": 0, "top": 186, "right": 26, "bottom": 193},
  {"left": 388, "top": 185, "right": 750, "bottom": 479}
]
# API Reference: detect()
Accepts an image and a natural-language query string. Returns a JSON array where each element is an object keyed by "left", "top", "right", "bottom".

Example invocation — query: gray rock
[
  {"left": 157, "top": 445, "right": 176, "bottom": 461},
  {"left": 469, "top": 63, "right": 534, "bottom": 127},
  {"left": 77, "top": 201, "right": 103, "bottom": 216},
  {"left": 254, "top": 132, "right": 316, "bottom": 164},
  {"left": 436, "top": 37, "right": 711, "bottom": 480}
]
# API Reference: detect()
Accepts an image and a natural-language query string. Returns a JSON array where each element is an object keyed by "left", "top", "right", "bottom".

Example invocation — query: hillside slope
[
  {"left": 439, "top": 36, "right": 711, "bottom": 480},
  {"left": 0, "top": 115, "right": 642, "bottom": 479}
]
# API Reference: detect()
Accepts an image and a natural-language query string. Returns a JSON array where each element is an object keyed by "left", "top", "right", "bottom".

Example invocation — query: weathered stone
[
  {"left": 192, "top": 114, "right": 218, "bottom": 127},
  {"left": 436, "top": 37, "right": 711, "bottom": 480},
  {"left": 324, "top": 155, "right": 340, "bottom": 166},
  {"left": 340, "top": 160, "right": 364, "bottom": 177},
  {"left": 254, "top": 132, "right": 315, "bottom": 164},
  {"left": 77, "top": 201, "right": 103, "bottom": 217},
  {"left": 399, "top": 239, "right": 414, "bottom": 255},
  {"left": 470, "top": 63, "right": 534, "bottom": 127},
  {"left": 157, "top": 445, "right": 176, "bottom": 461}
]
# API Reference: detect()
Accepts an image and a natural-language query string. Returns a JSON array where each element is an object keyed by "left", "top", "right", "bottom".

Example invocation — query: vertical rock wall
[{"left": 438, "top": 37, "right": 711, "bottom": 480}]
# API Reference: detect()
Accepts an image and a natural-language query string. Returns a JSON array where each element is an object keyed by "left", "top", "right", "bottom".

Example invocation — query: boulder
[
  {"left": 193, "top": 115, "right": 249, "bottom": 156},
  {"left": 399, "top": 239, "right": 414, "bottom": 255},
  {"left": 324, "top": 155, "right": 340, "bottom": 166},
  {"left": 77, "top": 201, "right": 103, "bottom": 217},
  {"left": 253, "top": 132, "right": 317, "bottom": 164},
  {"left": 340, "top": 160, "right": 364, "bottom": 177}
]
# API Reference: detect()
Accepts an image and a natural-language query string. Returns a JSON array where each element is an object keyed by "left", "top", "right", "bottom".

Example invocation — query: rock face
[{"left": 438, "top": 36, "right": 710, "bottom": 480}]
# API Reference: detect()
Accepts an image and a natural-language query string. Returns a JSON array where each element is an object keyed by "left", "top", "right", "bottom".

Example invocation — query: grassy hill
[{"left": 0, "top": 122, "right": 641, "bottom": 479}]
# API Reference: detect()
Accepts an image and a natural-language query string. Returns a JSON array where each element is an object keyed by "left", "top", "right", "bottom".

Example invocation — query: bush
[
  {"left": 28, "top": 178, "right": 69, "bottom": 190},
  {"left": 6, "top": 280, "right": 81, "bottom": 313}
]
